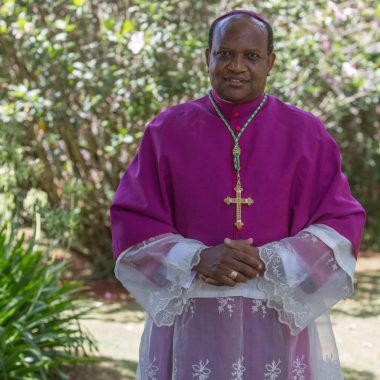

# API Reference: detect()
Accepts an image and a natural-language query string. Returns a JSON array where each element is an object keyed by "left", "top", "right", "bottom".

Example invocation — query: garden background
[{"left": 0, "top": 0, "right": 379, "bottom": 379}]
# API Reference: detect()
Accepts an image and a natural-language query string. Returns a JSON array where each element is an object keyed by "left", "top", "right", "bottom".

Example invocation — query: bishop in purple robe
[{"left": 110, "top": 9, "right": 365, "bottom": 380}]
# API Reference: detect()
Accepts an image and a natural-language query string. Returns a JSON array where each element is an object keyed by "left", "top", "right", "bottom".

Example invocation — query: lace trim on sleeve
[
  {"left": 115, "top": 234, "right": 206, "bottom": 326},
  {"left": 152, "top": 244, "right": 203, "bottom": 326},
  {"left": 257, "top": 232, "right": 353, "bottom": 335}
]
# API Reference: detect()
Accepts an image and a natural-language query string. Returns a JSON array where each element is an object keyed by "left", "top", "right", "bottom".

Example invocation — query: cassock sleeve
[
  {"left": 257, "top": 224, "right": 355, "bottom": 335},
  {"left": 110, "top": 123, "right": 179, "bottom": 259},
  {"left": 258, "top": 126, "right": 364, "bottom": 335},
  {"left": 114, "top": 233, "right": 207, "bottom": 326},
  {"left": 291, "top": 124, "right": 365, "bottom": 256},
  {"left": 111, "top": 119, "right": 208, "bottom": 326}
]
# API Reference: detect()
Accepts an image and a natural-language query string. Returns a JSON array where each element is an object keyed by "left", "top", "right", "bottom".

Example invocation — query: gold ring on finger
[{"left": 228, "top": 270, "right": 238, "bottom": 280}]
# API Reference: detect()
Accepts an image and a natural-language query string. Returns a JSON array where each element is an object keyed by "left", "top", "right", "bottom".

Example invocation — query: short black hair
[{"left": 208, "top": 13, "right": 274, "bottom": 54}]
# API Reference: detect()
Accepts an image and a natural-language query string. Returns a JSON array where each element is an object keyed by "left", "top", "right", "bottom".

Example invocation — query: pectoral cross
[{"left": 224, "top": 174, "right": 254, "bottom": 230}]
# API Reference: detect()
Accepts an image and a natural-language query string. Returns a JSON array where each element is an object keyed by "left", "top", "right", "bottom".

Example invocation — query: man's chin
[{"left": 219, "top": 90, "right": 257, "bottom": 104}]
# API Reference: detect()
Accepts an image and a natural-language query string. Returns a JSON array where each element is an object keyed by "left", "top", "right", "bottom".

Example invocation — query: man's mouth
[{"left": 224, "top": 77, "right": 249, "bottom": 84}]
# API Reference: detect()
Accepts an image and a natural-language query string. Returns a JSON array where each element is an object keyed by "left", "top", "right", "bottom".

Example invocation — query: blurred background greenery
[{"left": 0, "top": 0, "right": 379, "bottom": 377}]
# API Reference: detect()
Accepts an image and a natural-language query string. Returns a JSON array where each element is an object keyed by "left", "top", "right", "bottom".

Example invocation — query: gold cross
[{"left": 224, "top": 175, "right": 254, "bottom": 230}]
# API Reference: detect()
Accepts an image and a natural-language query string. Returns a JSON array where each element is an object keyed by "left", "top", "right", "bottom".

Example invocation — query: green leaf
[
  {"left": 0, "top": 20, "right": 7, "bottom": 33},
  {"left": 72, "top": 0, "right": 85, "bottom": 6},
  {"left": 0, "top": 224, "right": 97, "bottom": 377},
  {"left": 122, "top": 20, "right": 134, "bottom": 34}
]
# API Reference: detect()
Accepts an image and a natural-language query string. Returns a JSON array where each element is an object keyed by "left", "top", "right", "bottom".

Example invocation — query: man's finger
[
  {"left": 228, "top": 249, "right": 263, "bottom": 271},
  {"left": 200, "top": 272, "right": 238, "bottom": 287},
  {"left": 224, "top": 237, "right": 253, "bottom": 246},
  {"left": 219, "top": 275, "right": 237, "bottom": 287},
  {"left": 224, "top": 239, "right": 257, "bottom": 256},
  {"left": 204, "top": 277, "right": 223, "bottom": 286},
  {"left": 223, "top": 240, "right": 263, "bottom": 270},
  {"left": 229, "top": 258, "right": 259, "bottom": 279}
]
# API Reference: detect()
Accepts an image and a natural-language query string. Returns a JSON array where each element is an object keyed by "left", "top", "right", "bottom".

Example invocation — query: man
[{"left": 110, "top": 9, "right": 365, "bottom": 380}]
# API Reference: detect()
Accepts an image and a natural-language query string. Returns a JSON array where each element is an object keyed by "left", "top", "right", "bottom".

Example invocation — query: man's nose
[{"left": 228, "top": 54, "right": 246, "bottom": 72}]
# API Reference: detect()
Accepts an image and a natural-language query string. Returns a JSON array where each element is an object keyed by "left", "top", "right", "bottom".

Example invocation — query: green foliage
[
  {"left": 0, "top": 0, "right": 378, "bottom": 273},
  {"left": 0, "top": 223, "right": 96, "bottom": 379},
  {"left": 259, "top": 0, "right": 380, "bottom": 248}
]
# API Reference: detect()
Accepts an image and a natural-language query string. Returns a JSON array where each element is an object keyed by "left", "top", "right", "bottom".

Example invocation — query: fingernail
[{"left": 224, "top": 238, "right": 231, "bottom": 244}]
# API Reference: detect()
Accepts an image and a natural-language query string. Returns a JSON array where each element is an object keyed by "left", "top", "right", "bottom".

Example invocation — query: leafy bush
[{"left": 0, "top": 224, "right": 96, "bottom": 380}]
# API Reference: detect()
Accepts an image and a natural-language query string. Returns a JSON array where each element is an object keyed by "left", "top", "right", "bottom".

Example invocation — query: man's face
[{"left": 205, "top": 16, "right": 275, "bottom": 104}]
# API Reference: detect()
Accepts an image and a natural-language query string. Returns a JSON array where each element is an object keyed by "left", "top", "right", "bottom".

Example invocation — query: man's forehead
[{"left": 214, "top": 15, "right": 267, "bottom": 43}]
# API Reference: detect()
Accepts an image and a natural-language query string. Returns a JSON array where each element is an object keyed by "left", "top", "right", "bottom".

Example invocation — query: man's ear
[
  {"left": 267, "top": 52, "right": 276, "bottom": 73},
  {"left": 205, "top": 48, "right": 210, "bottom": 67}
]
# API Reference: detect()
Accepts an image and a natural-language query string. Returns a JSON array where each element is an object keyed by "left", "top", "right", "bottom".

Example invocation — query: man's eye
[
  {"left": 247, "top": 53, "right": 259, "bottom": 59},
  {"left": 217, "top": 51, "right": 230, "bottom": 56}
]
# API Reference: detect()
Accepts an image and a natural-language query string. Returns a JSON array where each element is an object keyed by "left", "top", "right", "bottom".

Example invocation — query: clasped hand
[{"left": 193, "top": 238, "right": 265, "bottom": 287}]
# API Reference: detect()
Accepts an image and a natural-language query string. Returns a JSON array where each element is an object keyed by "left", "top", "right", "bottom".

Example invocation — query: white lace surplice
[{"left": 115, "top": 224, "right": 355, "bottom": 380}]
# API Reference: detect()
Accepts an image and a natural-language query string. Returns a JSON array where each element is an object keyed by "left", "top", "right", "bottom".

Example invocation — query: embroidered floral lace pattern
[
  {"left": 264, "top": 359, "right": 282, "bottom": 379},
  {"left": 251, "top": 299, "right": 267, "bottom": 318},
  {"left": 148, "top": 245, "right": 203, "bottom": 326},
  {"left": 145, "top": 357, "right": 159, "bottom": 380},
  {"left": 115, "top": 234, "right": 206, "bottom": 327},
  {"left": 258, "top": 243, "right": 313, "bottom": 331},
  {"left": 217, "top": 297, "right": 235, "bottom": 317},
  {"left": 138, "top": 349, "right": 344, "bottom": 380},
  {"left": 184, "top": 298, "right": 197, "bottom": 319},
  {"left": 327, "top": 256, "right": 339, "bottom": 272},
  {"left": 291, "top": 355, "right": 307, "bottom": 380},
  {"left": 257, "top": 231, "right": 354, "bottom": 335},
  {"left": 231, "top": 357, "right": 246, "bottom": 380},
  {"left": 192, "top": 359, "right": 211, "bottom": 379}
]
